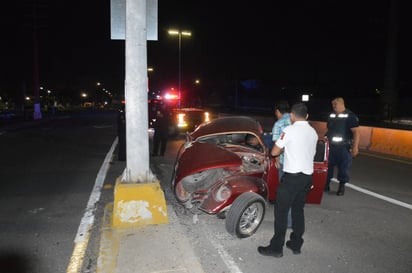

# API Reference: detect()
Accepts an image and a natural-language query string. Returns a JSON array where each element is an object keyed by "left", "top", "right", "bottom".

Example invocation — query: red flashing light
[{"left": 164, "top": 93, "right": 179, "bottom": 100}]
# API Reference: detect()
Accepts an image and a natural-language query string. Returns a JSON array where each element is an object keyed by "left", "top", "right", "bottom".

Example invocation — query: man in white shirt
[{"left": 258, "top": 103, "right": 318, "bottom": 258}]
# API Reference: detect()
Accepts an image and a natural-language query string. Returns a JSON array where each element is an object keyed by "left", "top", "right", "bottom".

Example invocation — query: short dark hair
[
  {"left": 275, "top": 100, "right": 290, "bottom": 114},
  {"left": 291, "top": 103, "right": 308, "bottom": 118}
]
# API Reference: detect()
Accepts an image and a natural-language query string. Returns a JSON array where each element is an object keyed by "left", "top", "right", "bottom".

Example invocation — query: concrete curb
[{"left": 97, "top": 204, "right": 205, "bottom": 273}]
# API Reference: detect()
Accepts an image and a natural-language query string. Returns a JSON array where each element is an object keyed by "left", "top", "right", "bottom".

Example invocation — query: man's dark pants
[
  {"left": 269, "top": 173, "right": 312, "bottom": 252},
  {"left": 326, "top": 145, "right": 352, "bottom": 186}
]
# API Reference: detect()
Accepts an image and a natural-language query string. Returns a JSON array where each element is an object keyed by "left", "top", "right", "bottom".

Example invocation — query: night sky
[{"left": 0, "top": 0, "right": 410, "bottom": 106}]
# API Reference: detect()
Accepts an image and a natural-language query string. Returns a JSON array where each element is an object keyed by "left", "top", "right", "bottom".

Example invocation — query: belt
[
  {"left": 330, "top": 139, "right": 350, "bottom": 146},
  {"left": 330, "top": 143, "right": 350, "bottom": 148}
]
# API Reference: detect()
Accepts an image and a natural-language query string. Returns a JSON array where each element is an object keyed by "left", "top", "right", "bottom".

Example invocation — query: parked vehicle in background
[
  {"left": 171, "top": 116, "right": 329, "bottom": 238},
  {"left": 148, "top": 96, "right": 213, "bottom": 136},
  {"left": 169, "top": 107, "right": 211, "bottom": 136}
]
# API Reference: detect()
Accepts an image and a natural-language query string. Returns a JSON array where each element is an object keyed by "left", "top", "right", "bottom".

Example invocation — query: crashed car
[{"left": 171, "top": 116, "right": 329, "bottom": 238}]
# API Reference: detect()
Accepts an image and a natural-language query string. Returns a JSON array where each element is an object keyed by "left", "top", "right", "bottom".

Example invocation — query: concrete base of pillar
[{"left": 112, "top": 176, "right": 169, "bottom": 228}]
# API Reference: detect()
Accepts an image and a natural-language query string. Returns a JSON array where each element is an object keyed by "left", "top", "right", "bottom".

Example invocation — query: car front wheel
[{"left": 225, "top": 192, "right": 265, "bottom": 238}]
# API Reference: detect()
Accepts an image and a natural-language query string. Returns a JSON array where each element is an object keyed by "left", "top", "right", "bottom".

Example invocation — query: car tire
[{"left": 225, "top": 192, "right": 266, "bottom": 238}]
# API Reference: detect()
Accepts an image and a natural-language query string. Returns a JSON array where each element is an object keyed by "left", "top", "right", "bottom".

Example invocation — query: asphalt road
[
  {"left": 0, "top": 110, "right": 118, "bottom": 273},
  {"left": 152, "top": 134, "right": 412, "bottom": 273},
  {"left": 1, "top": 111, "right": 411, "bottom": 273}
]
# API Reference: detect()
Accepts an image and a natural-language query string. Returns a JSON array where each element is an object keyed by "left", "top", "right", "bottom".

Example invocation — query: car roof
[{"left": 190, "top": 115, "right": 263, "bottom": 139}]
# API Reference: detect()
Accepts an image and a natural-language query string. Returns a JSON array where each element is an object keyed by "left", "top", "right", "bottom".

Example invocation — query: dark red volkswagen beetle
[{"left": 171, "top": 116, "right": 329, "bottom": 238}]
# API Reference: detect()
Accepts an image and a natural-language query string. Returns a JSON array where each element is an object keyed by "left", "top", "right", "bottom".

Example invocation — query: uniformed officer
[
  {"left": 258, "top": 103, "right": 318, "bottom": 257},
  {"left": 152, "top": 105, "right": 170, "bottom": 157},
  {"left": 324, "top": 97, "right": 360, "bottom": 196}
]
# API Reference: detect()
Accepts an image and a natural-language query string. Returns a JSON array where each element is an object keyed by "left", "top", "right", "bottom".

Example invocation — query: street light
[{"left": 168, "top": 29, "right": 191, "bottom": 108}]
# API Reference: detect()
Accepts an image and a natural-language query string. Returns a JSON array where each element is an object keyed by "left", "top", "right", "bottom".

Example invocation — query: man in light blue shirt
[{"left": 272, "top": 101, "right": 291, "bottom": 177}]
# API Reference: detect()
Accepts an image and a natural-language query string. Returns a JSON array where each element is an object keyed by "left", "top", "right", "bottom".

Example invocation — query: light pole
[{"left": 168, "top": 29, "right": 191, "bottom": 108}]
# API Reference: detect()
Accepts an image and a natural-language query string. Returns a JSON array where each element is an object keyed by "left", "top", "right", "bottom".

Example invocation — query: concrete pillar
[{"left": 124, "top": 0, "right": 152, "bottom": 182}]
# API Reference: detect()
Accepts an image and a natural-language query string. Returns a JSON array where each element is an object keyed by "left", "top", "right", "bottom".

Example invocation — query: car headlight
[
  {"left": 204, "top": 112, "right": 210, "bottom": 122},
  {"left": 214, "top": 184, "right": 232, "bottom": 202},
  {"left": 177, "top": 113, "right": 188, "bottom": 127}
]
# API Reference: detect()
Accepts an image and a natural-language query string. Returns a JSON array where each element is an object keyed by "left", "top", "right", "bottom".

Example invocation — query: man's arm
[
  {"left": 351, "top": 126, "right": 360, "bottom": 157},
  {"left": 271, "top": 144, "right": 283, "bottom": 157}
]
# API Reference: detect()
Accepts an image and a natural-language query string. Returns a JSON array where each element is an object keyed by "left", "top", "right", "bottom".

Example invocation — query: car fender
[{"left": 199, "top": 175, "right": 268, "bottom": 214}]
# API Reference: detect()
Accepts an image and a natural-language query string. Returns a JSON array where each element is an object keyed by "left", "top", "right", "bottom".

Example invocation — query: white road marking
[
  {"left": 209, "top": 236, "right": 243, "bottom": 273},
  {"left": 331, "top": 178, "right": 412, "bottom": 210},
  {"left": 66, "top": 137, "right": 118, "bottom": 273},
  {"left": 360, "top": 151, "right": 412, "bottom": 165}
]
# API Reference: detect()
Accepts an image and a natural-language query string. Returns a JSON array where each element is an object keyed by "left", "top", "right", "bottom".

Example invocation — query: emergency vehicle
[{"left": 148, "top": 89, "right": 212, "bottom": 136}]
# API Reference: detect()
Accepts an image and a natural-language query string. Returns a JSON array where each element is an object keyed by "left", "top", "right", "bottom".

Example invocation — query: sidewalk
[
  {"left": 97, "top": 204, "right": 204, "bottom": 273},
  {"left": 96, "top": 158, "right": 205, "bottom": 273}
]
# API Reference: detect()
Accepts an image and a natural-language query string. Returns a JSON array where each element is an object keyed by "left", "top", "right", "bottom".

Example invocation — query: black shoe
[
  {"left": 336, "top": 184, "right": 345, "bottom": 196},
  {"left": 286, "top": 241, "right": 301, "bottom": 255},
  {"left": 257, "top": 246, "right": 283, "bottom": 258}
]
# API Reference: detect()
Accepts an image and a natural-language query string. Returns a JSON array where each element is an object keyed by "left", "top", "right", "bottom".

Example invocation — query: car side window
[
  {"left": 314, "top": 139, "right": 326, "bottom": 162},
  {"left": 244, "top": 134, "right": 263, "bottom": 152}
]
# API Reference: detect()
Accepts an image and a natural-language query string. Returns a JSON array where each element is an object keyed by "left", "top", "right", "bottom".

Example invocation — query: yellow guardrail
[{"left": 310, "top": 121, "right": 412, "bottom": 159}]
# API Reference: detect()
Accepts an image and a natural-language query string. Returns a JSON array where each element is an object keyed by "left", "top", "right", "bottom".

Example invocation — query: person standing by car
[
  {"left": 151, "top": 106, "right": 170, "bottom": 157},
  {"left": 271, "top": 101, "right": 292, "bottom": 226},
  {"left": 324, "top": 97, "right": 360, "bottom": 196},
  {"left": 272, "top": 101, "right": 291, "bottom": 175},
  {"left": 258, "top": 102, "right": 317, "bottom": 257}
]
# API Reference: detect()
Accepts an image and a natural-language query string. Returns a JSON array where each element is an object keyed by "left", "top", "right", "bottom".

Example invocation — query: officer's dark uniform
[
  {"left": 117, "top": 105, "right": 126, "bottom": 161},
  {"left": 152, "top": 109, "right": 170, "bottom": 156},
  {"left": 325, "top": 109, "right": 359, "bottom": 195}
]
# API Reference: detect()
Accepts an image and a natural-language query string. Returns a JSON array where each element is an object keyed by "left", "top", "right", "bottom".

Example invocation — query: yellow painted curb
[
  {"left": 112, "top": 177, "right": 169, "bottom": 228},
  {"left": 96, "top": 203, "right": 119, "bottom": 273}
]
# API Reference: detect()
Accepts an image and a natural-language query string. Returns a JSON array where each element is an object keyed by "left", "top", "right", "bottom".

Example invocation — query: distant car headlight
[
  {"left": 204, "top": 112, "right": 210, "bottom": 122},
  {"left": 177, "top": 113, "right": 188, "bottom": 128},
  {"left": 214, "top": 183, "right": 232, "bottom": 202}
]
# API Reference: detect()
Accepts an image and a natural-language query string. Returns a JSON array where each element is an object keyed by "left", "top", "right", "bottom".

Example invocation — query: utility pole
[
  {"left": 108, "top": 0, "right": 167, "bottom": 231},
  {"left": 123, "top": 0, "right": 152, "bottom": 182},
  {"left": 167, "top": 30, "right": 191, "bottom": 108}
]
